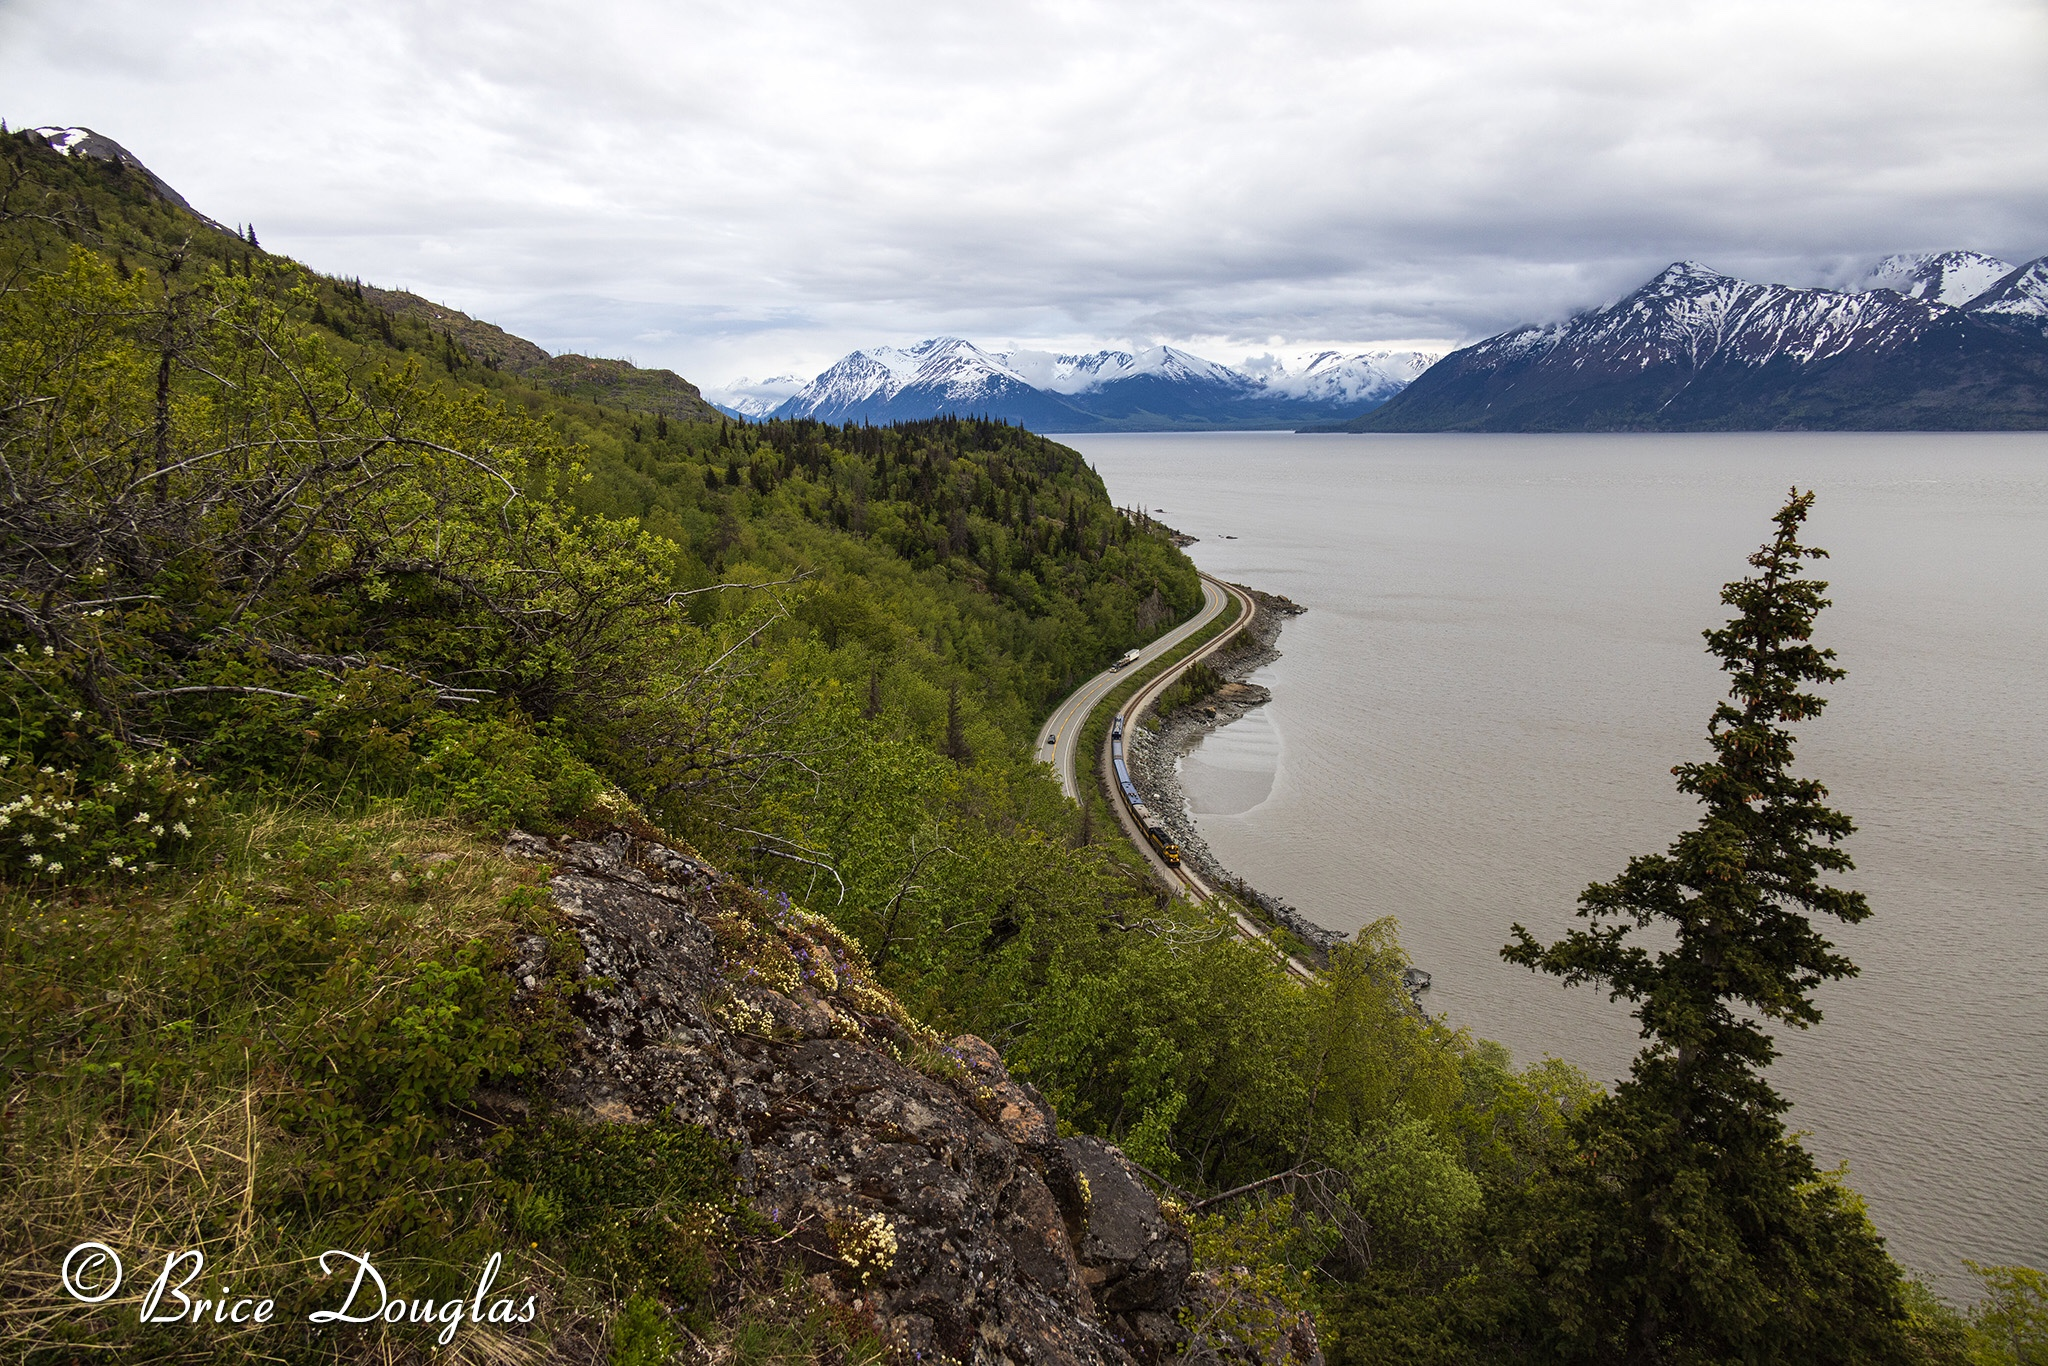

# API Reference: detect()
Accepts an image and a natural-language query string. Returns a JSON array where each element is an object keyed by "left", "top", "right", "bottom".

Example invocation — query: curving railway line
[{"left": 1041, "top": 574, "right": 1317, "bottom": 982}]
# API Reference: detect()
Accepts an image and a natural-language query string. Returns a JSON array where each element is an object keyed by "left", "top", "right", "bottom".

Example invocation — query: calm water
[{"left": 1057, "top": 431, "right": 2048, "bottom": 1294}]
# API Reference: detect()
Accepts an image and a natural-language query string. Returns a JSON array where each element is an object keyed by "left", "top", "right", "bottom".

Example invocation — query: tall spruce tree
[{"left": 1502, "top": 490, "right": 1917, "bottom": 1364}]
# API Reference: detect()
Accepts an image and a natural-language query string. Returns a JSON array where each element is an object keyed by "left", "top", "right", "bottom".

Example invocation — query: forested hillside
[{"left": 2, "top": 127, "right": 2035, "bottom": 1365}]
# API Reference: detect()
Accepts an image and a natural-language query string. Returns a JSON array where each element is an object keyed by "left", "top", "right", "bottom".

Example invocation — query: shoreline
[{"left": 1120, "top": 589, "right": 1347, "bottom": 959}]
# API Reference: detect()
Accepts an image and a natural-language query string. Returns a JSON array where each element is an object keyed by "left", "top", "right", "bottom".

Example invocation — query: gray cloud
[{"left": 4, "top": 0, "right": 2043, "bottom": 384}]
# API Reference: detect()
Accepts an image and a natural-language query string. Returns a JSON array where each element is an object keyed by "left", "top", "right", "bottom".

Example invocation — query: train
[{"left": 1109, "top": 713, "right": 1180, "bottom": 865}]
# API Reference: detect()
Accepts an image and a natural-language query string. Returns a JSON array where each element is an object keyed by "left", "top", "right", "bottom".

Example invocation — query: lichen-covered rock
[
  {"left": 1061, "top": 1137, "right": 1195, "bottom": 1361},
  {"left": 506, "top": 828, "right": 1196, "bottom": 1365}
]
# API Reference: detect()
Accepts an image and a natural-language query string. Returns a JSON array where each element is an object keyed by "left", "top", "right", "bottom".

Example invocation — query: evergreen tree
[{"left": 1502, "top": 490, "right": 1915, "bottom": 1364}]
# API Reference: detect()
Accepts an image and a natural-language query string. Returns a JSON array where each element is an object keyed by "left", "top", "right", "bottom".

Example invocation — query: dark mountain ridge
[{"left": 1332, "top": 259, "right": 2048, "bottom": 431}]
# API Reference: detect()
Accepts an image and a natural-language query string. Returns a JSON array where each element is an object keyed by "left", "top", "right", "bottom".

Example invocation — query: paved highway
[
  {"left": 1034, "top": 575, "right": 1315, "bottom": 982},
  {"left": 1032, "top": 574, "right": 1232, "bottom": 800}
]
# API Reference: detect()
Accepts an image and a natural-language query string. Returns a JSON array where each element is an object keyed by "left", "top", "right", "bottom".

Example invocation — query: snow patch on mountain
[
  {"left": 1963, "top": 257, "right": 2048, "bottom": 335},
  {"left": 1241, "top": 349, "right": 1444, "bottom": 404},
  {"left": 1856, "top": 251, "right": 2016, "bottom": 307},
  {"left": 31, "top": 126, "right": 97, "bottom": 156},
  {"left": 702, "top": 375, "right": 805, "bottom": 419},
  {"left": 1460, "top": 261, "right": 1954, "bottom": 373}
]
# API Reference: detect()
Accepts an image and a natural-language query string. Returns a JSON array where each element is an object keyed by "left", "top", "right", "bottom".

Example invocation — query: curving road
[
  {"left": 1035, "top": 574, "right": 1316, "bottom": 982},
  {"left": 1033, "top": 574, "right": 1233, "bottom": 801}
]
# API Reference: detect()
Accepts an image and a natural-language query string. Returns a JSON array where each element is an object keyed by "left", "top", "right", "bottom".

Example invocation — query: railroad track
[
  {"left": 1098, "top": 576, "right": 1317, "bottom": 983},
  {"left": 1034, "top": 576, "right": 1231, "bottom": 800}
]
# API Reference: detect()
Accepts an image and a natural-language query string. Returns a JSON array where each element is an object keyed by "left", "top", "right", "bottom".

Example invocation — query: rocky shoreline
[{"left": 1120, "top": 589, "right": 1348, "bottom": 961}]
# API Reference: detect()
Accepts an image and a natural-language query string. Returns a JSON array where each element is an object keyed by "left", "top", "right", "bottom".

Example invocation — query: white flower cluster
[
  {"left": 2, "top": 746, "right": 204, "bottom": 880},
  {"left": 831, "top": 1211, "right": 899, "bottom": 1287},
  {"left": 1, "top": 790, "right": 84, "bottom": 839}
]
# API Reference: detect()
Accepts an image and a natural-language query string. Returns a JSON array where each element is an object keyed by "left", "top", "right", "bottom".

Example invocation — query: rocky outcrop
[
  {"left": 505, "top": 828, "right": 1239, "bottom": 1365},
  {"left": 1064, "top": 1138, "right": 1194, "bottom": 1358}
]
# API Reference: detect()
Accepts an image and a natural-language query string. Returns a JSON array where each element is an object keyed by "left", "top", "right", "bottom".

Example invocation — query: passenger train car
[{"left": 1109, "top": 713, "right": 1180, "bottom": 865}]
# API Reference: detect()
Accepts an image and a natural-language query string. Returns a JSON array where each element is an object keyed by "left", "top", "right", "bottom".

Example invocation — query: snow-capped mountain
[
  {"left": 703, "top": 375, "right": 806, "bottom": 420},
  {"left": 1855, "top": 250, "right": 2016, "bottom": 307},
  {"left": 769, "top": 338, "right": 1094, "bottom": 429},
  {"left": 1243, "top": 350, "right": 1441, "bottom": 407},
  {"left": 760, "top": 340, "right": 1443, "bottom": 430},
  {"left": 995, "top": 344, "right": 1258, "bottom": 399},
  {"left": 1341, "top": 258, "right": 2048, "bottom": 432},
  {"left": 1465, "top": 261, "right": 1952, "bottom": 370},
  {"left": 1962, "top": 257, "right": 2048, "bottom": 338}
]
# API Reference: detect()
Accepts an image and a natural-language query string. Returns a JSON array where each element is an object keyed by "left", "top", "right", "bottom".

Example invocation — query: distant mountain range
[
  {"left": 1330, "top": 251, "right": 2048, "bottom": 432},
  {"left": 706, "top": 341, "right": 1441, "bottom": 431}
]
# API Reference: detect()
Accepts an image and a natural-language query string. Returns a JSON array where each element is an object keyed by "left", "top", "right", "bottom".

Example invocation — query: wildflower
[
  {"left": 172, "top": 822, "right": 190, "bottom": 837},
  {"left": 47, "top": 861, "right": 62, "bottom": 873},
  {"left": 150, "top": 825, "right": 164, "bottom": 837},
  {"left": 108, "top": 855, "right": 125, "bottom": 869},
  {"left": 19, "top": 834, "right": 33, "bottom": 846},
  {"left": 133, "top": 812, "right": 151, "bottom": 824},
  {"left": 27, "top": 853, "right": 43, "bottom": 866},
  {"left": 42, "top": 646, "right": 53, "bottom": 656}
]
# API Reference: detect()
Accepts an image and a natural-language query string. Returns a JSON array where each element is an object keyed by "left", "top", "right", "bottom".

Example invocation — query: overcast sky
[{"left": 4, "top": 0, "right": 2045, "bottom": 388}]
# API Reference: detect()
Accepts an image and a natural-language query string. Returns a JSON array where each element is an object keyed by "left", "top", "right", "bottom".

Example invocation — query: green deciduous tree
[
  {"left": 1501, "top": 489, "right": 1918, "bottom": 1363},
  {"left": 1967, "top": 1262, "right": 2048, "bottom": 1366}
]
